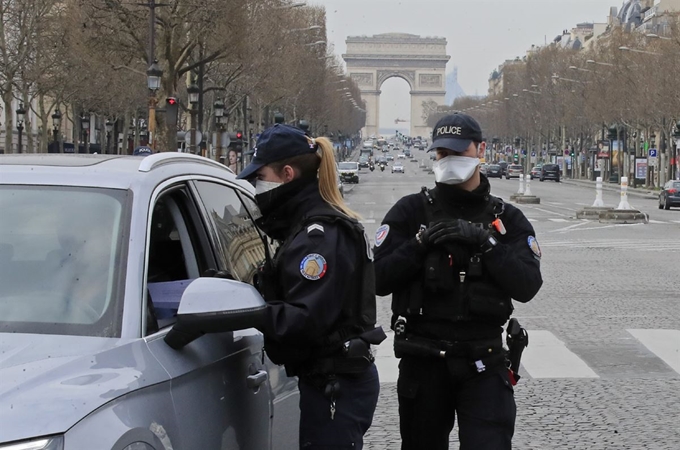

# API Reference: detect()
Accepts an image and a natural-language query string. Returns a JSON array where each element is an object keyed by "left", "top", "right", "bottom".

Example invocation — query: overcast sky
[{"left": 309, "top": 0, "right": 617, "bottom": 131}]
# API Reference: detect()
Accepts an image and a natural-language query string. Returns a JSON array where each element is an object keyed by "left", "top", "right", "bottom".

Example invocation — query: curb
[{"left": 561, "top": 179, "right": 658, "bottom": 200}]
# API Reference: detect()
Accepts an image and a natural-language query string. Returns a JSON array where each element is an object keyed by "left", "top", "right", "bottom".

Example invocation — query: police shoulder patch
[
  {"left": 300, "top": 253, "right": 328, "bottom": 280},
  {"left": 375, "top": 224, "right": 390, "bottom": 247},
  {"left": 528, "top": 235, "right": 541, "bottom": 259}
]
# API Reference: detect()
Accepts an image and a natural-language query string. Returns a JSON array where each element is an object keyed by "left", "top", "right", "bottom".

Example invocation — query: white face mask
[
  {"left": 255, "top": 180, "right": 283, "bottom": 195},
  {"left": 432, "top": 155, "right": 480, "bottom": 185}
]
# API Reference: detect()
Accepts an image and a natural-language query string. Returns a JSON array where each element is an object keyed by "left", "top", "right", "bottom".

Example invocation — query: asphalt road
[{"left": 343, "top": 155, "right": 680, "bottom": 449}]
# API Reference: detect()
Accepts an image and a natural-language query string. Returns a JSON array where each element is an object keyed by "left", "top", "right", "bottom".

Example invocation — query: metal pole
[
  {"left": 106, "top": 132, "right": 111, "bottom": 154},
  {"left": 17, "top": 125, "right": 23, "bottom": 154},
  {"left": 190, "top": 108, "right": 197, "bottom": 154},
  {"left": 148, "top": 0, "right": 155, "bottom": 67}
]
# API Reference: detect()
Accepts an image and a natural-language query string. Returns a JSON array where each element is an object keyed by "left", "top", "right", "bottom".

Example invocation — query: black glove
[{"left": 428, "top": 219, "right": 490, "bottom": 248}]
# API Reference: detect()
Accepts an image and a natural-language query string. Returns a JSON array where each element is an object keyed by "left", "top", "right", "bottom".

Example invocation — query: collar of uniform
[
  {"left": 435, "top": 174, "right": 491, "bottom": 206},
  {"left": 255, "top": 178, "right": 321, "bottom": 239}
]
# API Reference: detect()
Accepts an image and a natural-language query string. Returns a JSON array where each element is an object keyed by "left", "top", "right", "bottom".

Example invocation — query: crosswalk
[
  {"left": 373, "top": 328, "right": 680, "bottom": 383},
  {"left": 527, "top": 217, "right": 680, "bottom": 224}
]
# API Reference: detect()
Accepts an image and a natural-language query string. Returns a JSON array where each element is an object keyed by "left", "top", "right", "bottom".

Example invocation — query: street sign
[
  {"left": 648, "top": 148, "right": 657, "bottom": 157},
  {"left": 184, "top": 130, "right": 203, "bottom": 146},
  {"left": 531, "top": 152, "right": 536, "bottom": 157}
]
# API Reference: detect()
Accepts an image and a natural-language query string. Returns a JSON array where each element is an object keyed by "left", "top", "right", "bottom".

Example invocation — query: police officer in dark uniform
[
  {"left": 373, "top": 114, "right": 543, "bottom": 450},
  {"left": 237, "top": 124, "right": 386, "bottom": 450}
]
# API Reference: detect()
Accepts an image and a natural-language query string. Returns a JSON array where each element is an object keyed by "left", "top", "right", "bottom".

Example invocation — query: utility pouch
[
  {"left": 423, "top": 250, "right": 456, "bottom": 293},
  {"left": 466, "top": 281, "right": 513, "bottom": 322}
]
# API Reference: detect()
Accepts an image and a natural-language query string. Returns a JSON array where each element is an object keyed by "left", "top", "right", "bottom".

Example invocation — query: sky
[{"left": 309, "top": 0, "right": 618, "bottom": 131}]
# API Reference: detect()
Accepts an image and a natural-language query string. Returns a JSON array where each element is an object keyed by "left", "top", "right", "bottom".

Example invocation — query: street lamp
[
  {"left": 80, "top": 114, "right": 90, "bottom": 154},
  {"left": 619, "top": 46, "right": 661, "bottom": 56},
  {"left": 586, "top": 59, "right": 614, "bottom": 67},
  {"left": 105, "top": 119, "right": 113, "bottom": 154},
  {"left": 52, "top": 107, "right": 62, "bottom": 152},
  {"left": 288, "top": 25, "right": 322, "bottom": 32},
  {"left": 646, "top": 33, "right": 672, "bottom": 41},
  {"left": 16, "top": 103, "right": 26, "bottom": 154},
  {"left": 187, "top": 82, "right": 200, "bottom": 154},
  {"left": 213, "top": 99, "right": 225, "bottom": 162},
  {"left": 146, "top": 60, "right": 163, "bottom": 149},
  {"left": 304, "top": 40, "right": 326, "bottom": 47}
]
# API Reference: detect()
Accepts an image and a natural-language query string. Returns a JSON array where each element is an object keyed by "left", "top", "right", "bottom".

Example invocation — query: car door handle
[{"left": 246, "top": 370, "right": 268, "bottom": 389}]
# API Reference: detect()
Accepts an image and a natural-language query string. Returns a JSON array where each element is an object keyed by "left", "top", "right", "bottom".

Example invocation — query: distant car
[
  {"left": 479, "top": 164, "right": 489, "bottom": 175},
  {"left": 498, "top": 161, "right": 509, "bottom": 176},
  {"left": 397, "top": 154, "right": 406, "bottom": 159},
  {"left": 506, "top": 164, "right": 524, "bottom": 179},
  {"left": 338, "top": 161, "right": 359, "bottom": 184},
  {"left": 487, "top": 164, "right": 502, "bottom": 178},
  {"left": 429, "top": 152, "right": 436, "bottom": 160},
  {"left": 658, "top": 180, "right": 680, "bottom": 210},
  {"left": 358, "top": 156, "right": 370, "bottom": 168},
  {"left": 540, "top": 164, "right": 560, "bottom": 182},
  {"left": 337, "top": 172, "right": 344, "bottom": 197},
  {"left": 530, "top": 165, "right": 543, "bottom": 179},
  {"left": 404, "top": 150, "right": 412, "bottom": 158},
  {"left": 386, "top": 154, "right": 394, "bottom": 161},
  {"left": 0, "top": 153, "right": 299, "bottom": 449},
  {"left": 392, "top": 162, "right": 405, "bottom": 173}
]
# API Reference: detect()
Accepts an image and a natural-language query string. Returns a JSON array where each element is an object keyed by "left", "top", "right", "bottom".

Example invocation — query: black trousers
[
  {"left": 299, "top": 363, "right": 380, "bottom": 449},
  {"left": 397, "top": 356, "right": 516, "bottom": 450}
]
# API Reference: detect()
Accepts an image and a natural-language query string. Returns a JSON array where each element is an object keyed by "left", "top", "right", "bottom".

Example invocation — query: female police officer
[
  {"left": 237, "top": 124, "right": 384, "bottom": 449},
  {"left": 374, "top": 113, "right": 542, "bottom": 450}
]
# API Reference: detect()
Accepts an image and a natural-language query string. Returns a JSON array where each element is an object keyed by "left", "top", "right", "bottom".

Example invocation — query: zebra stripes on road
[
  {"left": 373, "top": 329, "right": 680, "bottom": 383},
  {"left": 539, "top": 239, "right": 680, "bottom": 251}
]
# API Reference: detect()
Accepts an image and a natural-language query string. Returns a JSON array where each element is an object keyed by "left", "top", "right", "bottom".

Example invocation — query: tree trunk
[{"left": 3, "top": 88, "right": 13, "bottom": 153}]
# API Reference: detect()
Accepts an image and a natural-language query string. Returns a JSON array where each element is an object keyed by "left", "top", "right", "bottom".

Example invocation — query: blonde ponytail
[{"left": 313, "top": 137, "right": 362, "bottom": 220}]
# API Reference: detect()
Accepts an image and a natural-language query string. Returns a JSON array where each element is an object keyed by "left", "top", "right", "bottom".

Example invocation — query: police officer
[
  {"left": 373, "top": 113, "right": 543, "bottom": 450},
  {"left": 237, "top": 124, "right": 385, "bottom": 450}
]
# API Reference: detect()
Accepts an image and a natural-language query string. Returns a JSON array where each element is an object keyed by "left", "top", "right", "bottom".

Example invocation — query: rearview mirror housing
[{"left": 165, "top": 278, "right": 266, "bottom": 350}]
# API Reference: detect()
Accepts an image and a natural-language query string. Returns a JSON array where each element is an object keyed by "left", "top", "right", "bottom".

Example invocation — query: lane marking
[
  {"left": 520, "top": 330, "right": 599, "bottom": 379},
  {"left": 627, "top": 329, "right": 680, "bottom": 374},
  {"left": 548, "top": 218, "right": 569, "bottom": 222},
  {"left": 548, "top": 221, "right": 591, "bottom": 233},
  {"left": 648, "top": 219, "right": 667, "bottom": 224}
]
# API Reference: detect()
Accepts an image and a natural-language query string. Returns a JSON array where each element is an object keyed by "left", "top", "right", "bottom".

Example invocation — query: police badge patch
[
  {"left": 299, "top": 253, "right": 327, "bottom": 280},
  {"left": 528, "top": 236, "right": 541, "bottom": 259},
  {"left": 375, "top": 224, "right": 390, "bottom": 247}
]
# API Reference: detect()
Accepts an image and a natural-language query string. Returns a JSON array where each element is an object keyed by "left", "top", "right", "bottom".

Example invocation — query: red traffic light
[
  {"left": 166, "top": 97, "right": 177, "bottom": 105},
  {"left": 236, "top": 132, "right": 243, "bottom": 140}
]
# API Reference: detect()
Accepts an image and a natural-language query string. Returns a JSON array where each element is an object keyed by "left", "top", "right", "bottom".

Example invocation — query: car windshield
[
  {"left": 672, "top": 182, "right": 680, "bottom": 189},
  {"left": 0, "top": 186, "right": 129, "bottom": 337},
  {"left": 489, "top": 165, "right": 500, "bottom": 169},
  {"left": 339, "top": 162, "right": 358, "bottom": 170}
]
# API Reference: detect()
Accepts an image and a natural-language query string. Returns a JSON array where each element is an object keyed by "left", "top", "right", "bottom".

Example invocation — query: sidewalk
[{"left": 560, "top": 178, "right": 659, "bottom": 200}]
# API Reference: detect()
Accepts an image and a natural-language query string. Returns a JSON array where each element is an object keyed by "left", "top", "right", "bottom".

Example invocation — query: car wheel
[
  {"left": 664, "top": 196, "right": 671, "bottom": 210},
  {"left": 540, "top": 178, "right": 544, "bottom": 182},
  {"left": 659, "top": 197, "right": 664, "bottom": 209},
  {"left": 555, "top": 177, "right": 560, "bottom": 182}
]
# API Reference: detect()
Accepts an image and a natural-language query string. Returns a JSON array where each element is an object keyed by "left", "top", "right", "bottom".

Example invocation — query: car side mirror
[{"left": 164, "top": 278, "right": 266, "bottom": 350}]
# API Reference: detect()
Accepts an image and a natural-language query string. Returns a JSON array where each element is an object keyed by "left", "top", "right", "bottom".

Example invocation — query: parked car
[
  {"left": 530, "top": 164, "right": 543, "bottom": 179},
  {"left": 338, "top": 161, "right": 360, "bottom": 184},
  {"left": 658, "top": 180, "right": 680, "bottom": 210},
  {"left": 392, "top": 162, "right": 405, "bottom": 173},
  {"left": 0, "top": 153, "right": 300, "bottom": 449},
  {"left": 486, "top": 164, "right": 503, "bottom": 178},
  {"left": 506, "top": 164, "right": 524, "bottom": 179},
  {"left": 540, "top": 163, "right": 560, "bottom": 182}
]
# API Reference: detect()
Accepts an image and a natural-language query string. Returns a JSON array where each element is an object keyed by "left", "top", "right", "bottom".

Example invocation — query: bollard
[
  {"left": 616, "top": 176, "right": 632, "bottom": 210},
  {"left": 524, "top": 175, "right": 532, "bottom": 196},
  {"left": 592, "top": 176, "right": 605, "bottom": 207},
  {"left": 517, "top": 175, "right": 525, "bottom": 195}
]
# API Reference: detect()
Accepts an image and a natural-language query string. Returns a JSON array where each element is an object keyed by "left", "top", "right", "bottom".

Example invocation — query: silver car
[{"left": 0, "top": 153, "right": 299, "bottom": 449}]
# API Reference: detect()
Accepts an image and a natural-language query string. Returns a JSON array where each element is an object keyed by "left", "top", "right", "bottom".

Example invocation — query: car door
[
  {"left": 143, "top": 182, "right": 271, "bottom": 450},
  {"left": 192, "top": 180, "right": 300, "bottom": 450}
]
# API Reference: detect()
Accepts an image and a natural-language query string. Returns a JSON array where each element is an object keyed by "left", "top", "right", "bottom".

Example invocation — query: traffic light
[
  {"left": 513, "top": 153, "right": 519, "bottom": 163},
  {"left": 570, "top": 149, "right": 575, "bottom": 157},
  {"left": 236, "top": 131, "right": 243, "bottom": 140},
  {"left": 165, "top": 97, "right": 178, "bottom": 127}
]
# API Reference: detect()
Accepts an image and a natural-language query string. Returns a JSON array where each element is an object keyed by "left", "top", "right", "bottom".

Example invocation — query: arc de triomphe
[{"left": 343, "top": 33, "right": 450, "bottom": 138}]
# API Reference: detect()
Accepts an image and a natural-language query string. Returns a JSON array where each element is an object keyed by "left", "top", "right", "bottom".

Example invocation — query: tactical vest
[
  {"left": 392, "top": 187, "right": 513, "bottom": 330},
  {"left": 259, "top": 206, "right": 377, "bottom": 368}
]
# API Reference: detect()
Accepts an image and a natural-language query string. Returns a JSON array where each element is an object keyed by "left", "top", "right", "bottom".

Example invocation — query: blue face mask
[{"left": 432, "top": 155, "right": 480, "bottom": 185}]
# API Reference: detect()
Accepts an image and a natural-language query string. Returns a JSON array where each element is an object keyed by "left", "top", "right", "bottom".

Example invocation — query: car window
[
  {"left": 0, "top": 185, "right": 129, "bottom": 337},
  {"left": 339, "top": 162, "right": 358, "bottom": 170},
  {"left": 145, "top": 189, "right": 207, "bottom": 331},
  {"left": 671, "top": 182, "right": 680, "bottom": 189},
  {"left": 193, "top": 181, "right": 267, "bottom": 285}
]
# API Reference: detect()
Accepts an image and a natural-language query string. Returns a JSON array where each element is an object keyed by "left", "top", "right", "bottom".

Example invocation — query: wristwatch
[{"left": 480, "top": 235, "right": 498, "bottom": 253}]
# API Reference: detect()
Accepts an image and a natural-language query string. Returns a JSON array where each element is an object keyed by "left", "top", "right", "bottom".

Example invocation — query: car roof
[{"left": 0, "top": 153, "right": 252, "bottom": 193}]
